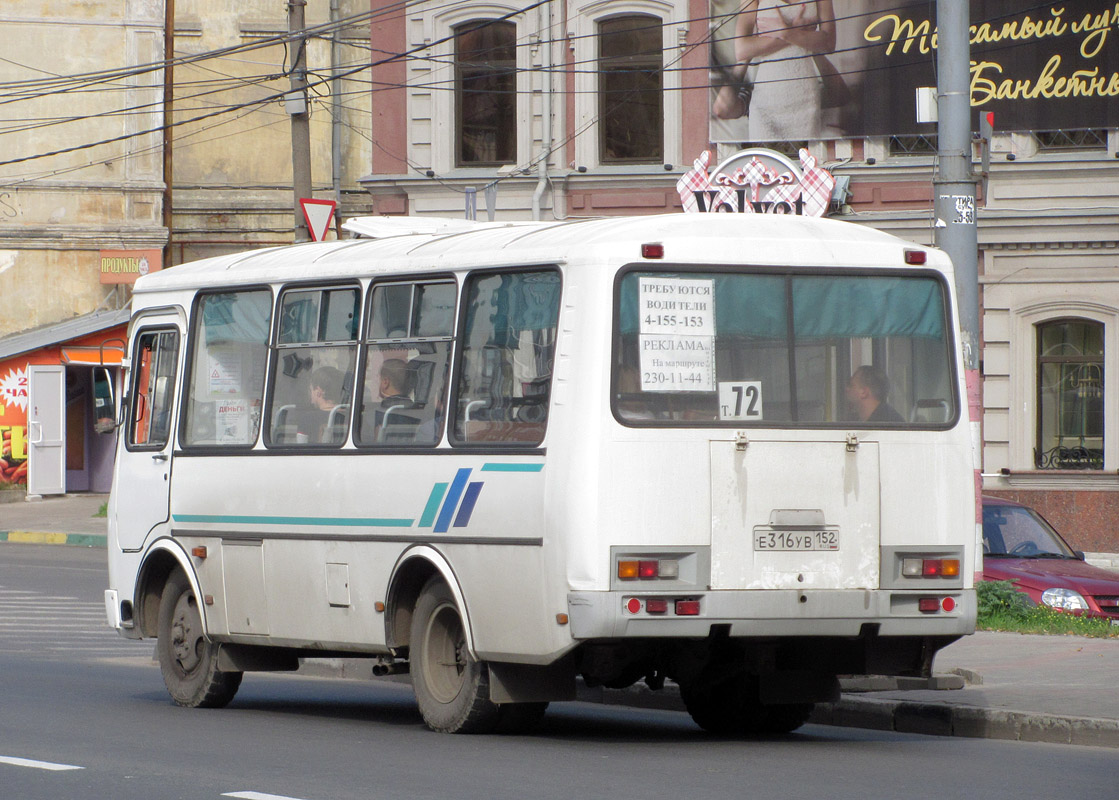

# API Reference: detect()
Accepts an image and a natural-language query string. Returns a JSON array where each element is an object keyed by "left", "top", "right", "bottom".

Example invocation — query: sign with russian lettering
[
  {"left": 638, "top": 277, "right": 716, "bottom": 392},
  {"left": 677, "top": 148, "right": 835, "bottom": 217},
  {"left": 99, "top": 249, "right": 161, "bottom": 285},
  {"left": 707, "top": 0, "right": 1118, "bottom": 142}
]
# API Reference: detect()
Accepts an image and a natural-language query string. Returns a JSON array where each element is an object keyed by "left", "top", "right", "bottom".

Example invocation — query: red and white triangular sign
[{"left": 299, "top": 198, "right": 337, "bottom": 241}]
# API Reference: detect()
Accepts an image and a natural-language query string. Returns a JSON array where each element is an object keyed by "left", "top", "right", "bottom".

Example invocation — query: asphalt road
[{"left": 2, "top": 544, "right": 1118, "bottom": 800}]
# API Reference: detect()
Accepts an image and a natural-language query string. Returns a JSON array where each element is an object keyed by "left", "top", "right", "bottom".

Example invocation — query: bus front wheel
[
  {"left": 156, "top": 568, "right": 242, "bottom": 708},
  {"left": 409, "top": 577, "right": 500, "bottom": 733}
]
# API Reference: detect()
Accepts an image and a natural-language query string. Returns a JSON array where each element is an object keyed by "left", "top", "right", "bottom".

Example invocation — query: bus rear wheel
[
  {"left": 409, "top": 577, "right": 500, "bottom": 733},
  {"left": 156, "top": 568, "right": 242, "bottom": 708}
]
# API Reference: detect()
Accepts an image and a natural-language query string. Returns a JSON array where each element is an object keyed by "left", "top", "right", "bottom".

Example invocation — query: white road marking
[
  {"left": 223, "top": 792, "right": 312, "bottom": 800},
  {"left": 0, "top": 755, "right": 84, "bottom": 771}
]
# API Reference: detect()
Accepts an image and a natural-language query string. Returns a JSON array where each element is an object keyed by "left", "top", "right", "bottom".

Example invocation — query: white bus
[{"left": 105, "top": 213, "right": 976, "bottom": 735}]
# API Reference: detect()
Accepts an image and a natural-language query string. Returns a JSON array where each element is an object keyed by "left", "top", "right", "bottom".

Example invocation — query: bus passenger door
[{"left": 115, "top": 317, "right": 183, "bottom": 552}]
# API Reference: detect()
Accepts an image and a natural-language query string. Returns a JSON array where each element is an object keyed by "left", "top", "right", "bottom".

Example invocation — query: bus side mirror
[{"left": 93, "top": 367, "right": 118, "bottom": 434}]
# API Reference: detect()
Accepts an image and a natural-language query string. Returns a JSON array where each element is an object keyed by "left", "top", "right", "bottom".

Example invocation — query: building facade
[{"left": 0, "top": 0, "right": 371, "bottom": 494}]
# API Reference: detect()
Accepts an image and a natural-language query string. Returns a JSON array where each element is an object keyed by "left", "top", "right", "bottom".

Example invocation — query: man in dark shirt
[{"left": 846, "top": 365, "right": 903, "bottom": 423}]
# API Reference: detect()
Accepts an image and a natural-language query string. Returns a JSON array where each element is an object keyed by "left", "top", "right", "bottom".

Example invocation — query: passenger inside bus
[
  {"left": 845, "top": 365, "right": 903, "bottom": 423},
  {"left": 294, "top": 365, "right": 345, "bottom": 443},
  {"left": 374, "top": 358, "right": 419, "bottom": 442}
]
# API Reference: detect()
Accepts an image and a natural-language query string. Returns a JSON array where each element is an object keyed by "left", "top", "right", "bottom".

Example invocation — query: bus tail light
[
  {"left": 904, "top": 249, "right": 927, "bottom": 265},
  {"left": 641, "top": 243, "right": 664, "bottom": 259},
  {"left": 902, "top": 557, "right": 960, "bottom": 578},
  {"left": 645, "top": 599, "right": 668, "bottom": 614},
  {"left": 618, "top": 558, "right": 680, "bottom": 581},
  {"left": 918, "top": 597, "right": 940, "bottom": 613}
]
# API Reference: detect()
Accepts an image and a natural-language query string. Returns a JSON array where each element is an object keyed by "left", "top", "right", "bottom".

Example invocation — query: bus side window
[
  {"left": 267, "top": 286, "right": 360, "bottom": 447},
  {"left": 182, "top": 290, "right": 273, "bottom": 447},
  {"left": 357, "top": 280, "right": 455, "bottom": 447},
  {"left": 452, "top": 270, "right": 560, "bottom": 445}
]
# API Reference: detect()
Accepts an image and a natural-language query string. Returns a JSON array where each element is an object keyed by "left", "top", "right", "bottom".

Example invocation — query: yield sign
[{"left": 299, "top": 198, "right": 336, "bottom": 241}]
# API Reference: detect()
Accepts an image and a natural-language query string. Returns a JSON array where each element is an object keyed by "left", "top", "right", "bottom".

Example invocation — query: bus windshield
[{"left": 614, "top": 269, "right": 956, "bottom": 427}]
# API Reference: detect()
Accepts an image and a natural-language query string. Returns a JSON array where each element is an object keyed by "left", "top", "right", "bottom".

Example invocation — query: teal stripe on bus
[
  {"left": 173, "top": 514, "right": 413, "bottom": 528},
  {"left": 480, "top": 463, "right": 544, "bottom": 472},
  {"left": 418, "top": 483, "right": 448, "bottom": 528}
]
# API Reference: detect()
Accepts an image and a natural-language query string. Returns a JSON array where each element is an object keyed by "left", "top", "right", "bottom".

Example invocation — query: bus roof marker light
[
  {"left": 904, "top": 249, "right": 926, "bottom": 265},
  {"left": 641, "top": 243, "right": 664, "bottom": 259}
]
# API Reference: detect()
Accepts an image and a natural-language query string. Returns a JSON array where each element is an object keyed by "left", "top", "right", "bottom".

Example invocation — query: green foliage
[
  {"left": 93, "top": 502, "right": 108, "bottom": 518},
  {"left": 976, "top": 580, "right": 1031, "bottom": 621},
  {"left": 977, "top": 580, "right": 1118, "bottom": 639}
]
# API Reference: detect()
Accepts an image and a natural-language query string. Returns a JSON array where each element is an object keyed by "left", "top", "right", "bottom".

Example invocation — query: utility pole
[
  {"left": 162, "top": 0, "right": 175, "bottom": 268},
  {"left": 933, "top": 0, "right": 982, "bottom": 572},
  {"left": 288, "top": 0, "right": 313, "bottom": 242}
]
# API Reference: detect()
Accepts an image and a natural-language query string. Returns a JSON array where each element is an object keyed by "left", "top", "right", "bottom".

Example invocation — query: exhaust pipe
[{"left": 372, "top": 659, "right": 410, "bottom": 677}]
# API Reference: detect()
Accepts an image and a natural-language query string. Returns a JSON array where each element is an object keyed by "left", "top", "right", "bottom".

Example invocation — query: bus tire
[
  {"left": 156, "top": 568, "right": 242, "bottom": 708},
  {"left": 496, "top": 701, "right": 549, "bottom": 734},
  {"left": 410, "top": 577, "right": 500, "bottom": 734},
  {"left": 758, "top": 703, "right": 814, "bottom": 734},
  {"left": 680, "top": 679, "right": 762, "bottom": 736}
]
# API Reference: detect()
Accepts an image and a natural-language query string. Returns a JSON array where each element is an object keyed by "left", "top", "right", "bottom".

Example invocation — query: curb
[
  {"left": 0, "top": 531, "right": 107, "bottom": 547},
  {"left": 810, "top": 696, "right": 1119, "bottom": 748},
  {"left": 292, "top": 661, "right": 1119, "bottom": 748}
]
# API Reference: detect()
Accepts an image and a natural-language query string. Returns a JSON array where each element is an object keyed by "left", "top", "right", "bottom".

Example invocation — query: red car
[{"left": 982, "top": 496, "right": 1119, "bottom": 623}]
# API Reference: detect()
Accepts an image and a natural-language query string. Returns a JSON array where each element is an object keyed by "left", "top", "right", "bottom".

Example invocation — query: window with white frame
[
  {"left": 1035, "top": 318, "right": 1104, "bottom": 470},
  {"left": 454, "top": 19, "right": 517, "bottom": 166},
  {"left": 598, "top": 14, "right": 663, "bottom": 164},
  {"left": 571, "top": 0, "right": 683, "bottom": 169}
]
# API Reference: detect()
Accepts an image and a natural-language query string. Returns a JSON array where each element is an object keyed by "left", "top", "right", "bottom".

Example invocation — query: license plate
[{"left": 753, "top": 529, "right": 839, "bottom": 552}]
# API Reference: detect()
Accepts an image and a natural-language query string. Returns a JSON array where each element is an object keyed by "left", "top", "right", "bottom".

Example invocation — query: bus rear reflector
[
  {"left": 904, "top": 249, "right": 927, "bottom": 265},
  {"left": 645, "top": 599, "right": 668, "bottom": 614},
  {"left": 675, "top": 600, "right": 700, "bottom": 616}
]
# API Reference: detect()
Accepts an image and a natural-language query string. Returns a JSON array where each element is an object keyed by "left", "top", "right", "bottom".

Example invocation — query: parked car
[{"left": 982, "top": 495, "right": 1119, "bottom": 623}]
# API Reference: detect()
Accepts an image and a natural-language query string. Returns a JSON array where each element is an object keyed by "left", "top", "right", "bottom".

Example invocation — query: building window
[
  {"left": 1034, "top": 129, "right": 1107, "bottom": 151},
  {"left": 889, "top": 134, "right": 937, "bottom": 156},
  {"left": 455, "top": 20, "right": 516, "bottom": 166},
  {"left": 1035, "top": 319, "right": 1104, "bottom": 470},
  {"left": 598, "top": 15, "right": 663, "bottom": 163}
]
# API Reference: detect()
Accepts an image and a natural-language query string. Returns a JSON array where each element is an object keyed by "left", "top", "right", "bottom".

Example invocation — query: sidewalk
[
  {"left": 3, "top": 492, "right": 1118, "bottom": 748},
  {"left": 0, "top": 492, "right": 108, "bottom": 546}
]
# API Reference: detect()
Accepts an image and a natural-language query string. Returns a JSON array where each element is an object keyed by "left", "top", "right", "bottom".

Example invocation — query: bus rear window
[{"left": 614, "top": 270, "right": 956, "bottom": 427}]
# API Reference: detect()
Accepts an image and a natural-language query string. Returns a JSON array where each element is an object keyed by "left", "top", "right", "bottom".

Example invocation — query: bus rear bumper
[{"left": 566, "top": 588, "right": 976, "bottom": 639}]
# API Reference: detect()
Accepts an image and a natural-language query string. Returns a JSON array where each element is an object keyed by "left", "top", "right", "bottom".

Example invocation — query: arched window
[
  {"left": 1035, "top": 319, "right": 1104, "bottom": 469},
  {"left": 455, "top": 20, "right": 516, "bottom": 166},
  {"left": 598, "top": 15, "right": 663, "bottom": 163}
]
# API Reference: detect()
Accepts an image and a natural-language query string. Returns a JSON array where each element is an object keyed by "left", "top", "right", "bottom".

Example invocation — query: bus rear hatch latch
[
  {"left": 846, "top": 433, "right": 859, "bottom": 452},
  {"left": 735, "top": 431, "right": 748, "bottom": 451}
]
